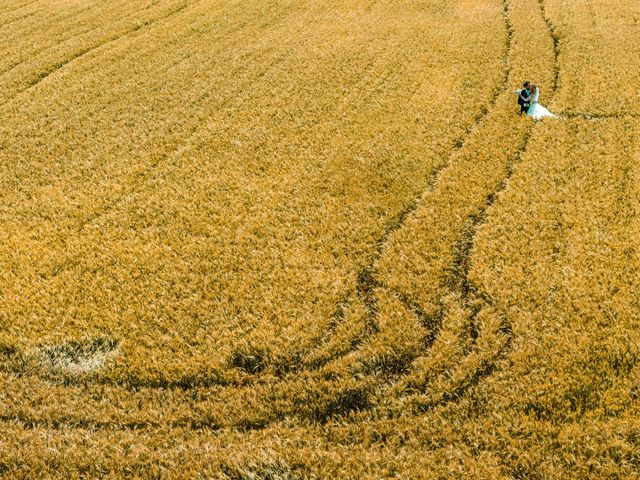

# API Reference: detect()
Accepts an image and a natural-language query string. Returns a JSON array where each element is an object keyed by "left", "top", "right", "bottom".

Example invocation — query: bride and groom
[{"left": 516, "top": 81, "right": 556, "bottom": 119}]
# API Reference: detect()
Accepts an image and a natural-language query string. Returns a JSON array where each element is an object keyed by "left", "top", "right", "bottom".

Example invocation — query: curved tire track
[
  {"left": 404, "top": 0, "right": 562, "bottom": 410},
  {"left": 0, "top": 0, "right": 561, "bottom": 432},
  {"left": 275, "top": 1, "right": 515, "bottom": 377}
]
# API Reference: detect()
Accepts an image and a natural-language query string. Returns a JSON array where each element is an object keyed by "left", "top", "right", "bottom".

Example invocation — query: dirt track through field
[
  {"left": 0, "top": 0, "right": 561, "bottom": 432},
  {"left": 15, "top": 0, "right": 638, "bottom": 430}
]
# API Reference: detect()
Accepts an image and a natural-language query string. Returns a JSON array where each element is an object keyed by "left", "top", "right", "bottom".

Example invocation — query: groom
[{"left": 516, "top": 81, "right": 532, "bottom": 116}]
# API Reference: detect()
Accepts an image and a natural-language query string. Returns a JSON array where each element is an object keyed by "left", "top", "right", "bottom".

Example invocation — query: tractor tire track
[
  {"left": 290, "top": 4, "right": 515, "bottom": 376},
  {"left": 0, "top": 1, "right": 192, "bottom": 108},
  {"left": 0, "top": 7, "right": 38, "bottom": 30},
  {"left": 560, "top": 111, "right": 640, "bottom": 120},
  {"left": 538, "top": 0, "right": 560, "bottom": 93},
  {"left": 1, "top": 1, "right": 380, "bottom": 390},
  {"left": 0, "top": 0, "right": 558, "bottom": 433},
  {"left": 0, "top": 0, "right": 42, "bottom": 28},
  {"left": 0, "top": 0, "right": 180, "bottom": 78},
  {"left": 407, "top": 0, "right": 561, "bottom": 410},
  {"left": 228, "top": 0, "right": 528, "bottom": 414},
  {"left": 344, "top": 0, "right": 519, "bottom": 382}
]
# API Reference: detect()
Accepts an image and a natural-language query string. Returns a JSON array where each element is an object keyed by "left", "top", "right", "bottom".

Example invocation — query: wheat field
[{"left": 1, "top": 0, "right": 639, "bottom": 478}]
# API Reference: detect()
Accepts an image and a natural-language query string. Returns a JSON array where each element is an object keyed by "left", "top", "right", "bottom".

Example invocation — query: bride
[{"left": 527, "top": 84, "right": 557, "bottom": 119}]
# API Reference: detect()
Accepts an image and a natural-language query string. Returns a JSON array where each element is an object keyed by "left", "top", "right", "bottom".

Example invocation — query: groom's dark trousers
[{"left": 519, "top": 89, "right": 531, "bottom": 115}]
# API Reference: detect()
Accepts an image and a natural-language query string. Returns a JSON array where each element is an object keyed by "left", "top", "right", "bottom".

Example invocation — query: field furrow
[
  {"left": 1, "top": 0, "right": 506, "bottom": 390},
  {"left": 1, "top": 0, "right": 541, "bottom": 426},
  {"left": 2, "top": 0, "right": 640, "bottom": 477},
  {"left": 0, "top": 0, "right": 195, "bottom": 105}
]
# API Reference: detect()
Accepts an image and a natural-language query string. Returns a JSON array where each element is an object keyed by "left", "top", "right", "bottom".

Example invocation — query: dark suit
[{"left": 518, "top": 88, "right": 531, "bottom": 115}]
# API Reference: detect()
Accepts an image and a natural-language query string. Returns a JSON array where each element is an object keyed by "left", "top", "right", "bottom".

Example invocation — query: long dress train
[{"left": 527, "top": 86, "right": 557, "bottom": 119}]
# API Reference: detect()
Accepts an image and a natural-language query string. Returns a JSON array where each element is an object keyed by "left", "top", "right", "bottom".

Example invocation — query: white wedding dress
[{"left": 528, "top": 86, "right": 557, "bottom": 119}]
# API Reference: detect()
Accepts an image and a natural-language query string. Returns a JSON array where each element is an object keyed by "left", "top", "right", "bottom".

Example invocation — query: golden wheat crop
[{"left": 1, "top": 0, "right": 639, "bottom": 478}]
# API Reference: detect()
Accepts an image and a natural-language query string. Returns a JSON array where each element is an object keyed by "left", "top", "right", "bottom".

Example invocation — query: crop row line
[
  {"left": 0, "top": 0, "right": 562, "bottom": 432},
  {"left": 0, "top": 6, "right": 38, "bottom": 30},
  {"left": 0, "top": 0, "right": 173, "bottom": 79},
  {"left": 437, "top": 0, "right": 561, "bottom": 400},
  {"left": 266, "top": 0, "right": 519, "bottom": 380},
  {"left": 2, "top": 0, "right": 388, "bottom": 390},
  {"left": 0, "top": 1, "right": 193, "bottom": 108},
  {"left": 391, "top": 0, "right": 560, "bottom": 412},
  {"left": 559, "top": 111, "right": 640, "bottom": 120}
]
